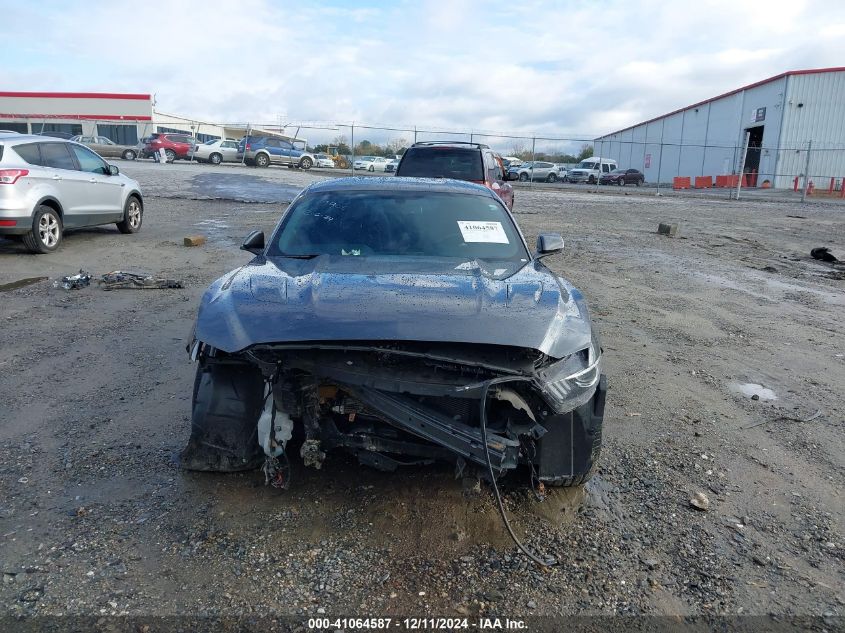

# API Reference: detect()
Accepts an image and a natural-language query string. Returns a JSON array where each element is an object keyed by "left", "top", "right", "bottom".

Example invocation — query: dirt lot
[{"left": 1, "top": 160, "right": 843, "bottom": 624}]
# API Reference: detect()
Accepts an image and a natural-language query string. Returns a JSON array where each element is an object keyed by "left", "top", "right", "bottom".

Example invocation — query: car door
[
  {"left": 68, "top": 143, "right": 124, "bottom": 222},
  {"left": 220, "top": 141, "right": 238, "bottom": 161},
  {"left": 38, "top": 142, "right": 92, "bottom": 224},
  {"left": 277, "top": 140, "right": 294, "bottom": 164},
  {"left": 93, "top": 136, "right": 117, "bottom": 158}
]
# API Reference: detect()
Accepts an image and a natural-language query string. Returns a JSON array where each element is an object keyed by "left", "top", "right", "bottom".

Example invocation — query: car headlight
[{"left": 537, "top": 334, "right": 602, "bottom": 413}]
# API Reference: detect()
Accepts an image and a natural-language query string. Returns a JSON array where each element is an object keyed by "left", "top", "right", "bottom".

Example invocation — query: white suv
[{"left": 0, "top": 133, "right": 143, "bottom": 253}]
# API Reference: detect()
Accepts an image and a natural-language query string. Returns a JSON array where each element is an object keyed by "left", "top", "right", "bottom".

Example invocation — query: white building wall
[
  {"left": 592, "top": 73, "right": 839, "bottom": 187},
  {"left": 778, "top": 71, "right": 845, "bottom": 189}
]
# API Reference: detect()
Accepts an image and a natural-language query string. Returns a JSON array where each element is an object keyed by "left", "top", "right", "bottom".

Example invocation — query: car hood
[{"left": 194, "top": 255, "right": 593, "bottom": 359}]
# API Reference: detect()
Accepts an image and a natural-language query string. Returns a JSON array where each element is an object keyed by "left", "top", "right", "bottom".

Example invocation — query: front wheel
[
  {"left": 210, "top": 153, "right": 223, "bottom": 165},
  {"left": 122, "top": 149, "right": 137, "bottom": 160},
  {"left": 519, "top": 172, "right": 529, "bottom": 182},
  {"left": 636, "top": 179, "right": 642, "bottom": 187},
  {"left": 618, "top": 178, "right": 624, "bottom": 186},
  {"left": 588, "top": 176, "right": 596, "bottom": 184},
  {"left": 546, "top": 173, "right": 557, "bottom": 183},
  {"left": 255, "top": 153, "right": 270, "bottom": 167},
  {"left": 164, "top": 149, "right": 176, "bottom": 162},
  {"left": 23, "top": 205, "right": 63, "bottom": 254},
  {"left": 299, "top": 157, "right": 313, "bottom": 170},
  {"left": 116, "top": 196, "right": 143, "bottom": 234}
]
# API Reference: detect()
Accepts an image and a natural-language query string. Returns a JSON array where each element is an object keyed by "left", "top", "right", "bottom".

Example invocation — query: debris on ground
[
  {"left": 99, "top": 271, "right": 183, "bottom": 290},
  {"left": 689, "top": 491, "right": 710, "bottom": 511},
  {"left": 183, "top": 235, "right": 207, "bottom": 247},
  {"left": 658, "top": 223, "right": 679, "bottom": 237},
  {"left": 811, "top": 247, "right": 839, "bottom": 263},
  {"left": 54, "top": 270, "right": 92, "bottom": 290}
]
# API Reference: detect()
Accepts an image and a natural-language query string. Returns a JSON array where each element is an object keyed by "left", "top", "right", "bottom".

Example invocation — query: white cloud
[{"left": 1, "top": 0, "right": 843, "bottom": 148}]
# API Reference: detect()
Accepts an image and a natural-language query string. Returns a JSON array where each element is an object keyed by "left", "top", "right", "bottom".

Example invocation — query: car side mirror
[
  {"left": 108, "top": 164, "right": 119, "bottom": 176},
  {"left": 241, "top": 230, "right": 265, "bottom": 255},
  {"left": 535, "top": 233, "right": 564, "bottom": 259}
]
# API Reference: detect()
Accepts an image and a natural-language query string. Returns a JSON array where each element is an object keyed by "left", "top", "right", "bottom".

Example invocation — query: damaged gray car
[{"left": 182, "top": 177, "right": 606, "bottom": 489}]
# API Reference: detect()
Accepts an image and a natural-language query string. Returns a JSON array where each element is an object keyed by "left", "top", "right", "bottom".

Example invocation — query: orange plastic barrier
[
  {"left": 673, "top": 177, "right": 691, "bottom": 190},
  {"left": 694, "top": 176, "right": 713, "bottom": 189},
  {"left": 715, "top": 175, "right": 729, "bottom": 188}
]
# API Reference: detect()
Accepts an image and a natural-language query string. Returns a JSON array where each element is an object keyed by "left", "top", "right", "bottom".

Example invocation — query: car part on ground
[
  {"left": 0, "top": 133, "right": 144, "bottom": 253},
  {"left": 99, "top": 270, "right": 183, "bottom": 290},
  {"left": 181, "top": 177, "right": 606, "bottom": 495}
]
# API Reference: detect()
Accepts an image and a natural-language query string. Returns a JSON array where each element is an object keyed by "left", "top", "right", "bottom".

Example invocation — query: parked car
[
  {"left": 502, "top": 156, "right": 523, "bottom": 167},
  {"left": 567, "top": 158, "right": 618, "bottom": 184},
  {"left": 70, "top": 135, "right": 139, "bottom": 160},
  {"left": 314, "top": 153, "right": 335, "bottom": 168},
  {"left": 600, "top": 168, "right": 645, "bottom": 186},
  {"left": 512, "top": 161, "right": 560, "bottom": 183},
  {"left": 193, "top": 139, "right": 240, "bottom": 164},
  {"left": 353, "top": 156, "right": 377, "bottom": 170},
  {"left": 181, "top": 177, "right": 606, "bottom": 491},
  {"left": 395, "top": 141, "right": 514, "bottom": 210},
  {"left": 237, "top": 136, "right": 315, "bottom": 169},
  {"left": 555, "top": 164, "right": 570, "bottom": 180},
  {"left": 384, "top": 159, "right": 399, "bottom": 173},
  {"left": 142, "top": 132, "right": 194, "bottom": 162},
  {"left": 0, "top": 133, "right": 143, "bottom": 253}
]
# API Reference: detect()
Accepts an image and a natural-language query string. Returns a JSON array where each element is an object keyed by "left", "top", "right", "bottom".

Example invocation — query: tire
[
  {"left": 368, "top": 164, "right": 374, "bottom": 172},
  {"left": 116, "top": 196, "right": 143, "bottom": 234},
  {"left": 299, "top": 157, "right": 313, "bottom": 170},
  {"left": 209, "top": 152, "right": 223, "bottom": 165},
  {"left": 519, "top": 172, "right": 529, "bottom": 182},
  {"left": 164, "top": 149, "right": 176, "bottom": 162},
  {"left": 588, "top": 176, "right": 596, "bottom": 184},
  {"left": 618, "top": 178, "right": 624, "bottom": 186},
  {"left": 255, "top": 153, "right": 270, "bottom": 168},
  {"left": 23, "top": 205, "right": 62, "bottom": 254},
  {"left": 180, "top": 362, "right": 265, "bottom": 472},
  {"left": 636, "top": 178, "right": 642, "bottom": 187},
  {"left": 122, "top": 149, "right": 137, "bottom": 160},
  {"left": 546, "top": 173, "right": 557, "bottom": 183}
]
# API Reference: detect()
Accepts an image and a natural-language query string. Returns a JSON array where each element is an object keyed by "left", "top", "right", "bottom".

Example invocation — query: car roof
[
  {"left": 0, "top": 133, "right": 70, "bottom": 145},
  {"left": 303, "top": 176, "right": 498, "bottom": 198}
]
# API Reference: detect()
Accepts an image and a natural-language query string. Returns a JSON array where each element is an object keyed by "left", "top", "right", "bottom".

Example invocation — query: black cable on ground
[{"left": 478, "top": 377, "right": 557, "bottom": 568}]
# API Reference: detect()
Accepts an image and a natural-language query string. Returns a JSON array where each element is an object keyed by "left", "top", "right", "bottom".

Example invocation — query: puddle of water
[
  {"left": 730, "top": 382, "right": 777, "bottom": 400},
  {"left": 0, "top": 276, "right": 48, "bottom": 292},
  {"left": 191, "top": 173, "right": 302, "bottom": 204}
]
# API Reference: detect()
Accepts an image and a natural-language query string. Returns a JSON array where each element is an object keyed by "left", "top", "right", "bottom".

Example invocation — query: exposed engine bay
[{"left": 181, "top": 340, "right": 606, "bottom": 489}]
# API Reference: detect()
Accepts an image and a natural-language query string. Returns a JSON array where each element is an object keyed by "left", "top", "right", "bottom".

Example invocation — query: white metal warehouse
[{"left": 593, "top": 67, "right": 845, "bottom": 189}]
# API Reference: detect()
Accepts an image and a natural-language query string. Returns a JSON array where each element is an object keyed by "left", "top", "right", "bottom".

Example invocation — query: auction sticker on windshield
[{"left": 457, "top": 221, "right": 509, "bottom": 243}]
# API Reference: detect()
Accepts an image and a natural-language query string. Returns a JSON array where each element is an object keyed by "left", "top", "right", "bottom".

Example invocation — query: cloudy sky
[{"left": 3, "top": 0, "right": 843, "bottom": 149}]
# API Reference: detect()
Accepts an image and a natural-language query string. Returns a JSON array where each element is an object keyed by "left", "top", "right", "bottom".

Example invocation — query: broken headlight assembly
[{"left": 537, "top": 336, "right": 602, "bottom": 413}]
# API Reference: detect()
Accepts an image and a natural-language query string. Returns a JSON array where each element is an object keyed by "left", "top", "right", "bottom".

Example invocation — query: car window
[
  {"left": 70, "top": 144, "right": 108, "bottom": 174},
  {"left": 40, "top": 143, "right": 76, "bottom": 170},
  {"left": 96, "top": 137, "right": 115, "bottom": 145},
  {"left": 280, "top": 141, "right": 292, "bottom": 150},
  {"left": 13, "top": 143, "right": 42, "bottom": 165},
  {"left": 272, "top": 191, "right": 527, "bottom": 261},
  {"left": 602, "top": 164, "right": 610, "bottom": 173},
  {"left": 397, "top": 148, "right": 484, "bottom": 181},
  {"left": 169, "top": 135, "right": 189, "bottom": 144}
]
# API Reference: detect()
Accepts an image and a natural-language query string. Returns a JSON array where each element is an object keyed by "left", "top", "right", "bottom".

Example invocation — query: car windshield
[
  {"left": 398, "top": 148, "right": 485, "bottom": 180},
  {"left": 577, "top": 161, "right": 597, "bottom": 169},
  {"left": 204, "top": 139, "right": 218, "bottom": 145},
  {"left": 271, "top": 191, "right": 528, "bottom": 261}
]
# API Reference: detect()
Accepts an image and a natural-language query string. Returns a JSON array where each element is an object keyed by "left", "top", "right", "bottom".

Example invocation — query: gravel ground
[{"left": 0, "top": 160, "right": 843, "bottom": 625}]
